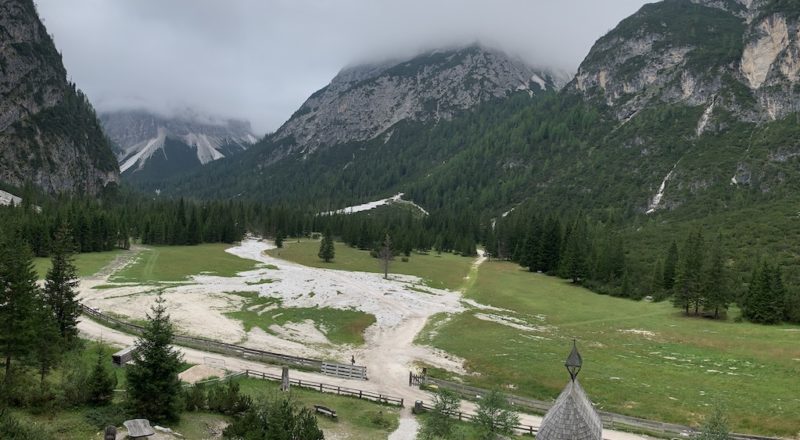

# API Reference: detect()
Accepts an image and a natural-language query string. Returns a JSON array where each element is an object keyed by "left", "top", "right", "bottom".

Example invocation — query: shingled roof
[{"left": 536, "top": 379, "right": 603, "bottom": 440}]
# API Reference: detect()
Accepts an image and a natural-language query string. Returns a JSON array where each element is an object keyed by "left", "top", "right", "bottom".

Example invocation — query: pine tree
[
  {"left": 673, "top": 231, "right": 704, "bottom": 315},
  {"left": 702, "top": 238, "right": 729, "bottom": 319},
  {"left": 127, "top": 294, "right": 184, "bottom": 422},
  {"left": 0, "top": 235, "right": 40, "bottom": 388},
  {"left": 742, "top": 262, "right": 785, "bottom": 324},
  {"left": 379, "top": 233, "right": 392, "bottom": 279},
  {"left": 186, "top": 208, "right": 201, "bottom": 245},
  {"left": 275, "top": 230, "right": 285, "bottom": 248},
  {"left": 650, "top": 259, "right": 665, "bottom": 296},
  {"left": 561, "top": 219, "right": 589, "bottom": 284},
  {"left": 663, "top": 241, "right": 679, "bottom": 291},
  {"left": 318, "top": 231, "right": 335, "bottom": 263},
  {"left": 43, "top": 225, "right": 81, "bottom": 343},
  {"left": 87, "top": 344, "right": 117, "bottom": 406}
]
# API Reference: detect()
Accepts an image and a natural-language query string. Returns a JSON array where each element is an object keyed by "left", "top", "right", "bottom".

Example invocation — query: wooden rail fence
[
  {"left": 81, "top": 305, "right": 364, "bottom": 379},
  {"left": 243, "top": 369, "right": 403, "bottom": 407}
]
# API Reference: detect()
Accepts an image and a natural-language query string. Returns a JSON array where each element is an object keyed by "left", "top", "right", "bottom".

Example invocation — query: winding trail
[{"left": 77, "top": 240, "right": 649, "bottom": 440}]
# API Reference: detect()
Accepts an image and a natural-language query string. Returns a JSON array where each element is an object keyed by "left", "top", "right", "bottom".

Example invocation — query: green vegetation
[
  {"left": 226, "top": 292, "right": 376, "bottom": 346},
  {"left": 236, "top": 378, "right": 401, "bottom": 440},
  {"left": 423, "top": 261, "right": 800, "bottom": 436},
  {"left": 110, "top": 244, "right": 257, "bottom": 282},
  {"left": 34, "top": 249, "right": 123, "bottom": 279},
  {"left": 268, "top": 239, "right": 473, "bottom": 290}
]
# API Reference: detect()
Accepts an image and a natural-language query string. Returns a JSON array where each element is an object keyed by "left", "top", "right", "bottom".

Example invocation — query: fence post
[{"left": 359, "top": 390, "right": 362, "bottom": 399}]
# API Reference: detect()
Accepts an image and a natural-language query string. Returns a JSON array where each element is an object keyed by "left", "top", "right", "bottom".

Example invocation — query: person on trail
[{"left": 351, "top": 355, "right": 355, "bottom": 365}]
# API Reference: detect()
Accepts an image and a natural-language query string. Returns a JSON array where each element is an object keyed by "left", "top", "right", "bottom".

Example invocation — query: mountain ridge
[{"left": 100, "top": 110, "right": 256, "bottom": 182}]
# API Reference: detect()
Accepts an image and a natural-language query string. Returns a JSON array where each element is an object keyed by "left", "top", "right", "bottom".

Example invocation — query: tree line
[{"left": 492, "top": 203, "right": 800, "bottom": 325}]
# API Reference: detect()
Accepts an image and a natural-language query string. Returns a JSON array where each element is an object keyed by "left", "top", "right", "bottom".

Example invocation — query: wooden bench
[{"left": 314, "top": 405, "right": 337, "bottom": 419}]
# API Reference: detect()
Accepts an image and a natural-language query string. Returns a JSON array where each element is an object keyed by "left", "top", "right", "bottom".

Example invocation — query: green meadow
[
  {"left": 266, "top": 239, "right": 473, "bottom": 290},
  {"left": 419, "top": 261, "right": 800, "bottom": 436},
  {"left": 110, "top": 243, "right": 257, "bottom": 282},
  {"left": 34, "top": 249, "right": 124, "bottom": 279},
  {"left": 225, "top": 292, "right": 376, "bottom": 346}
]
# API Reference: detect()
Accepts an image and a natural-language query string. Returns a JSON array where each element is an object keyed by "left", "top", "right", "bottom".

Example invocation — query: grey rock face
[
  {"left": 272, "top": 45, "right": 564, "bottom": 156},
  {"left": 570, "top": 0, "right": 800, "bottom": 124},
  {"left": 0, "top": 0, "right": 119, "bottom": 194}
]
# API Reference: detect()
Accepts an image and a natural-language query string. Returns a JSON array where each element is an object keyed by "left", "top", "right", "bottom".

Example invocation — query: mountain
[
  {"left": 156, "top": 44, "right": 565, "bottom": 204},
  {"left": 0, "top": 0, "right": 118, "bottom": 194},
  {"left": 100, "top": 110, "right": 257, "bottom": 183},
  {"left": 571, "top": 0, "right": 800, "bottom": 125},
  {"left": 270, "top": 45, "right": 565, "bottom": 160}
]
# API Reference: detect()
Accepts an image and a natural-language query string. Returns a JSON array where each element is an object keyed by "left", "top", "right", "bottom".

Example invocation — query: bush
[
  {"left": 224, "top": 395, "right": 323, "bottom": 440},
  {"left": 401, "top": 257, "right": 409, "bottom": 263},
  {"left": 84, "top": 404, "right": 130, "bottom": 430},
  {"left": 207, "top": 381, "right": 252, "bottom": 416},
  {"left": 0, "top": 410, "right": 53, "bottom": 440},
  {"left": 183, "top": 382, "right": 207, "bottom": 412},
  {"left": 370, "top": 410, "right": 392, "bottom": 429}
]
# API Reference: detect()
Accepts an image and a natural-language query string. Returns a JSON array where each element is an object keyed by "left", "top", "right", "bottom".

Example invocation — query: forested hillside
[{"left": 0, "top": 0, "right": 118, "bottom": 194}]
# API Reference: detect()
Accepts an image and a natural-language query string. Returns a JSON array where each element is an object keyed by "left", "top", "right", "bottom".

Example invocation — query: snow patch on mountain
[
  {"left": 119, "top": 128, "right": 167, "bottom": 173},
  {"left": 321, "top": 193, "right": 428, "bottom": 216},
  {"left": 0, "top": 189, "right": 22, "bottom": 206}
]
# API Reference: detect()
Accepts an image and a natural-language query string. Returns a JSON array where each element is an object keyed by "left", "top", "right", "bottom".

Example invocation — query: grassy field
[
  {"left": 267, "top": 239, "right": 473, "bottom": 290},
  {"left": 236, "top": 377, "right": 400, "bottom": 440},
  {"left": 420, "top": 261, "right": 800, "bottom": 436},
  {"left": 226, "top": 292, "right": 376, "bottom": 346},
  {"left": 34, "top": 250, "right": 124, "bottom": 279},
  {"left": 110, "top": 243, "right": 257, "bottom": 282}
]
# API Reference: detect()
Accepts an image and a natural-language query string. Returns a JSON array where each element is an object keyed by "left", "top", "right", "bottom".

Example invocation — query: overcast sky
[{"left": 36, "top": 0, "right": 651, "bottom": 134}]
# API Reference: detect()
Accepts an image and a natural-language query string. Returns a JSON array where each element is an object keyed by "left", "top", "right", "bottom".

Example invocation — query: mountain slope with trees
[{"left": 0, "top": 0, "right": 118, "bottom": 195}]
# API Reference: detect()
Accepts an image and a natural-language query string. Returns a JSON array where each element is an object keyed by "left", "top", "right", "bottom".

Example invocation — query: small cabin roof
[{"left": 536, "top": 379, "right": 603, "bottom": 440}]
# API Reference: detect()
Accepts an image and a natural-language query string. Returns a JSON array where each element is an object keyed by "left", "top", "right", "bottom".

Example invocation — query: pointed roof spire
[
  {"left": 565, "top": 339, "right": 582, "bottom": 382},
  {"left": 538, "top": 340, "right": 602, "bottom": 440}
]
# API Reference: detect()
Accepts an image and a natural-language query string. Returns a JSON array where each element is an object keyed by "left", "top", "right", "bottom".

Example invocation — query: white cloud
[{"left": 36, "top": 0, "right": 650, "bottom": 134}]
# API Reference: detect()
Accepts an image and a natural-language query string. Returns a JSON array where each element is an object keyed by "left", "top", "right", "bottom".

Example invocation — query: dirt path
[{"left": 78, "top": 240, "right": 649, "bottom": 440}]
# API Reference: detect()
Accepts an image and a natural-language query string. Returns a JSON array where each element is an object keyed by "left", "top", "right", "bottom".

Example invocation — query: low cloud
[{"left": 36, "top": 0, "right": 649, "bottom": 134}]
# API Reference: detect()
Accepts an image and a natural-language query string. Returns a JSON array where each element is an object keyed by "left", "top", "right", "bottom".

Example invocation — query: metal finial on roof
[{"left": 565, "top": 339, "right": 582, "bottom": 381}]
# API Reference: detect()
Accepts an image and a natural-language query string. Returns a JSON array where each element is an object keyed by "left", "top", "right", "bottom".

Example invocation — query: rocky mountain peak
[
  {"left": 100, "top": 110, "right": 256, "bottom": 179},
  {"left": 271, "top": 44, "right": 565, "bottom": 155},
  {"left": 570, "top": 0, "right": 800, "bottom": 126}
]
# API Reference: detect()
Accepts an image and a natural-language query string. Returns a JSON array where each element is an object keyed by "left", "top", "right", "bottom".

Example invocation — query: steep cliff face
[
  {"left": 100, "top": 110, "right": 256, "bottom": 181},
  {"left": 571, "top": 0, "right": 800, "bottom": 125},
  {"left": 0, "top": 0, "right": 118, "bottom": 194},
  {"left": 272, "top": 45, "right": 564, "bottom": 157}
]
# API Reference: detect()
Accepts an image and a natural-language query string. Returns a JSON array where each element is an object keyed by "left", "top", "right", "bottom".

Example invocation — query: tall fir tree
[
  {"left": 0, "top": 234, "right": 40, "bottom": 388},
  {"left": 702, "top": 238, "right": 730, "bottom": 319},
  {"left": 43, "top": 225, "right": 81, "bottom": 343},
  {"left": 127, "top": 294, "right": 184, "bottom": 422},
  {"left": 663, "top": 241, "right": 679, "bottom": 291},
  {"left": 673, "top": 231, "right": 704, "bottom": 315},
  {"left": 379, "top": 233, "right": 392, "bottom": 279},
  {"left": 318, "top": 231, "right": 335, "bottom": 263}
]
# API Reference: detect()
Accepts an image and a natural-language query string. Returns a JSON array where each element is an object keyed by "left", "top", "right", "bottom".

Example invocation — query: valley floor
[{"left": 75, "top": 237, "right": 799, "bottom": 438}]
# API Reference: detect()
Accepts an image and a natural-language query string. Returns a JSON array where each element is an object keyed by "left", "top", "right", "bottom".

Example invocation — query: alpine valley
[
  {"left": 3, "top": 0, "right": 800, "bottom": 438},
  {"left": 150, "top": 0, "right": 800, "bottom": 291}
]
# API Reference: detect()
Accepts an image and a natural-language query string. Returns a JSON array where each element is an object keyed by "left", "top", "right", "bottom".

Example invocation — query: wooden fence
[
  {"left": 421, "top": 377, "right": 782, "bottom": 440},
  {"left": 243, "top": 369, "right": 403, "bottom": 407},
  {"left": 417, "top": 401, "right": 538, "bottom": 436},
  {"left": 321, "top": 362, "right": 367, "bottom": 381},
  {"left": 81, "top": 305, "right": 361, "bottom": 378}
]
